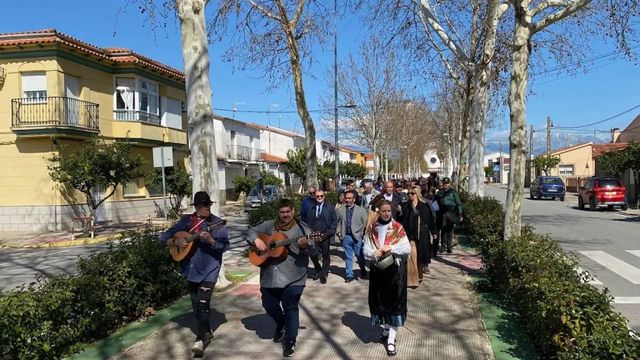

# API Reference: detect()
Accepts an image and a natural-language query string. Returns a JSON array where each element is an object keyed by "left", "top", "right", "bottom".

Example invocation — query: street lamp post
[{"left": 333, "top": 0, "right": 356, "bottom": 188}]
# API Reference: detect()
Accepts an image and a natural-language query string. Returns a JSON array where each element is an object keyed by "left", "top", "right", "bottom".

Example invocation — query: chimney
[{"left": 611, "top": 128, "right": 621, "bottom": 143}]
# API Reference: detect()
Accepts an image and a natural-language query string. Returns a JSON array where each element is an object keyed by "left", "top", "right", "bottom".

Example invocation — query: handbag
[{"left": 373, "top": 253, "right": 394, "bottom": 270}]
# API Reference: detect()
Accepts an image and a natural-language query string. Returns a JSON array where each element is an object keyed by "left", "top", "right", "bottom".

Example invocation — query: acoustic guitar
[
  {"left": 248, "top": 231, "right": 323, "bottom": 267},
  {"left": 169, "top": 219, "right": 227, "bottom": 262}
]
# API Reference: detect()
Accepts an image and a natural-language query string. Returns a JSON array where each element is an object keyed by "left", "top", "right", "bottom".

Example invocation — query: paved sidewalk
[{"left": 110, "top": 247, "right": 494, "bottom": 360}]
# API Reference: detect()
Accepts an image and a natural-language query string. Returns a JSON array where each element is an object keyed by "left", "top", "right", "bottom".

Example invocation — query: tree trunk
[
  {"left": 284, "top": 31, "right": 318, "bottom": 189},
  {"left": 454, "top": 70, "right": 474, "bottom": 191},
  {"left": 504, "top": 13, "right": 532, "bottom": 240},
  {"left": 177, "top": 0, "right": 229, "bottom": 287},
  {"left": 467, "top": 0, "right": 501, "bottom": 197}
]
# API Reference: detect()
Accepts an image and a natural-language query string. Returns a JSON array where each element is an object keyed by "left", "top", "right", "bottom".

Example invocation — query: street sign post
[{"left": 152, "top": 147, "right": 174, "bottom": 220}]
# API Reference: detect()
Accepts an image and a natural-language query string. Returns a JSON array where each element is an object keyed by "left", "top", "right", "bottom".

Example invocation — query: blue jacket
[
  {"left": 300, "top": 195, "right": 315, "bottom": 220},
  {"left": 304, "top": 201, "right": 338, "bottom": 242},
  {"left": 160, "top": 214, "right": 229, "bottom": 283}
]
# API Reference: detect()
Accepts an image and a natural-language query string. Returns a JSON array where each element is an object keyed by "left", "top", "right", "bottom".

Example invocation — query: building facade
[{"left": 0, "top": 29, "right": 188, "bottom": 231}]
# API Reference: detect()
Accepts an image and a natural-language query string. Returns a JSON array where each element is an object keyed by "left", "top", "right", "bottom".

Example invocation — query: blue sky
[{"left": 4, "top": 0, "right": 640, "bottom": 152}]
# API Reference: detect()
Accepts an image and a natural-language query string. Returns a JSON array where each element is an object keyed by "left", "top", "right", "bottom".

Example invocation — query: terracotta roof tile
[
  {"left": 0, "top": 29, "right": 184, "bottom": 80},
  {"left": 261, "top": 153, "right": 288, "bottom": 163},
  {"left": 592, "top": 143, "right": 628, "bottom": 157}
]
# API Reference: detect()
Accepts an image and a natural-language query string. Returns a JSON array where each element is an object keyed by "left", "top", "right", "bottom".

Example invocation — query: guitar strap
[
  {"left": 294, "top": 218, "right": 308, "bottom": 238},
  {"left": 188, "top": 217, "right": 207, "bottom": 233}
]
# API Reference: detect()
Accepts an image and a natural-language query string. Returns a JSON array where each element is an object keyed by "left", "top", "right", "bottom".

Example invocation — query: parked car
[
  {"left": 578, "top": 177, "right": 628, "bottom": 211},
  {"left": 530, "top": 176, "right": 566, "bottom": 201},
  {"left": 244, "top": 185, "right": 281, "bottom": 211}
]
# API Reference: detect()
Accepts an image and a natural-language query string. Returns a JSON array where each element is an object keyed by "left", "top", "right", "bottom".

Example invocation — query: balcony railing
[
  {"left": 227, "top": 145, "right": 261, "bottom": 162},
  {"left": 11, "top": 97, "right": 99, "bottom": 130},
  {"left": 113, "top": 109, "right": 160, "bottom": 125}
]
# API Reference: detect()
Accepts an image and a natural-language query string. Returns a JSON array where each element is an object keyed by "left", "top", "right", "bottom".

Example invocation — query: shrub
[
  {"left": 483, "top": 226, "right": 640, "bottom": 358},
  {"left": 247, "top": 192, "right": 340, "bottom": 227},
  {"left": 459, "top": 193, "right": 504, "bottom": 246},
  {"left": 0, "top": 228, "right": 186, "bottom": 359}
]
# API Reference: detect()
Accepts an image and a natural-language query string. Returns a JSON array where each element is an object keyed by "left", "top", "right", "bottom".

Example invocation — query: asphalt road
[
  {"left": 0, "top": 213, "right": 250, "bottom": 292},
  {"left": 485, "top": 185, "right": 640, "bottom": 330}
]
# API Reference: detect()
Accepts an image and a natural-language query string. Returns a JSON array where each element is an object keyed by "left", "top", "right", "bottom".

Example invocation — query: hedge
[
  {"left": 462, "top": 194, "right": 640, "bottom": 359},
  {"left": 0, "top": 228, "right": 186, "bottom": 360},
  {"left": 248, "top": 192, "right": 339, "bottom": 227}
]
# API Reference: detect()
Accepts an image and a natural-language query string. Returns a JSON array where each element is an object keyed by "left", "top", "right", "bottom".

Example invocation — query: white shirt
[{"left": 376, "top": 223, "right": 389, "bottom": 247}]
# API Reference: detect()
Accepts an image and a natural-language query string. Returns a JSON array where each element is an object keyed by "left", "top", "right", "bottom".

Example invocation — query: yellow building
[
  {"left": 545, "top": 142, "right": 628, "bottom": 191},
  {"left": 338, "top": 145, "right": 366, "bottom": 166},
  {"left": 0, "top": 29, "right": 188, "bottom": 231}
]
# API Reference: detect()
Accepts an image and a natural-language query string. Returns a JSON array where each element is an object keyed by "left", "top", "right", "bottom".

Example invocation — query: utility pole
[
  {"left": 333, "top": 0, "right": 340, "bottom": 187},
  {"left": 529, "top": 125, "right": 534, "bottom": 161},
  {"left": 546, "top": 116, "right": 553, "bottom": 155}
]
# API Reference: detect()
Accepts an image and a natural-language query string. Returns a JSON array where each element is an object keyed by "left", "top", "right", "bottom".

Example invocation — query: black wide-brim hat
[{"left": 191, "top": 191, "right": 213, "bottom": 206}]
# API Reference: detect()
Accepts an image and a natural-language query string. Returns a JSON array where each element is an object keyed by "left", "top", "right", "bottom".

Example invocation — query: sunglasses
[
  {"left": 408, "top": 192, "right": 416, "bottom": 195},
  {"left": 316, "top": 195, "right": 325, "bottom": 198}
]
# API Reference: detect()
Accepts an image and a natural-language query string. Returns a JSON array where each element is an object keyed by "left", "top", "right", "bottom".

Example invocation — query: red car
[{"left": 578, "top": 177, "right": 628, "bottom": 211}]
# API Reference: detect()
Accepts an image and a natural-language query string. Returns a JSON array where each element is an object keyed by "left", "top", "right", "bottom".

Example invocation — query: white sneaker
[{"left": 191, "top": 340, "right": 204, "bottom": 356}]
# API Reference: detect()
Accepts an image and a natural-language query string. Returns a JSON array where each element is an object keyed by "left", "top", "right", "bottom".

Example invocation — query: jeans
[
  {"left": 188, "top": 281, "right": 216, "bottom": 341},
  {"left": 342, "top": 234, "right": 366, "bottom": 278},
  {"left": 261, "top": 285, "right": 305, "bottom": 345}
]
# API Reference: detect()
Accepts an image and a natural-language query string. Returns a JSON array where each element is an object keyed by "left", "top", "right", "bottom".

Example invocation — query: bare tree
[
  {"left": 321, "top": 37, "right": 406, "bottom": 177},
  {"left": 408, "top": 0, "right": 510, "bottom": 195},
  {"left": 209, "top": 0, "right": 331, "bottom": 189},
  {"left": 503, "top": 0, "right": 640, "bottom": 239}
]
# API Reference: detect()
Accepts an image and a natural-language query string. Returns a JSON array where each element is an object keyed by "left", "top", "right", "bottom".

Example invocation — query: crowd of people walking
[{"left": 162, "top": 175, "right": 463, "bottom": 358}]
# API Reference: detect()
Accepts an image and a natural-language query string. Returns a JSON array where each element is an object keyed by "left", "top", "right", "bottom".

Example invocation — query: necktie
[{"left": 316, "top": 204, "right": 322, "bottom": 217}]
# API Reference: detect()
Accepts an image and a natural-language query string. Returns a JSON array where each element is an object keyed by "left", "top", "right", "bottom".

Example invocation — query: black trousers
[
  {"left": 261, "top": 285, "right": 305, "bottom": 346},
  {"left": 310, "top": 238, "right": 331, "bottom": 278},
  {"left": 188, "top": 281, "right": 215, "bottom": 341},
  {"left": 440, "top": 211, "right": 456, "bottom": 251},
  {"left": 432, "top": 212, "right": 442, "bottom": 257}
]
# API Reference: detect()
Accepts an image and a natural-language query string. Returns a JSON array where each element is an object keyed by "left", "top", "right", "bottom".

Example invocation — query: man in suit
[
  {"left": 305, "top": 189, "right": 338, "bottom": 284},
  {"left": 360, "top": 182, "right": 379, "bottom": 210},
  {"left": 371, "top": 180, "right": 404, "bottom": 220},
  {"left": 337, "top": 190, "right": 369, "bottom": 282}
]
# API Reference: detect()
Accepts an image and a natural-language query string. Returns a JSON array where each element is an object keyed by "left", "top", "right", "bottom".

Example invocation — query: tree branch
[
  {"left": 422, "top": 22, "right": 465, "bottom": 90},
  {"left": 292, "top": 0, "right": 306, "bottom": 27},
  {"left": 249, "top": 0, "right": 282, "bottom": 22},
  {"left": 531, "top": 0, "right": 571, "bottom": 17},
  {"left": 412, "top": 0, "right": 473, "bottom": 68},
  {"left": 532, "top": 0, "right": 592, "bottom": 33}
]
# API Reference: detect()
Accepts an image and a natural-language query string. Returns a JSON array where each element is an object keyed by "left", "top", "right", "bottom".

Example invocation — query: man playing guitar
[
  {"left": 246, "top": 198, "right": 314, "bottom": 357},
  {"left": 160, "top": 191, "right": 229, "bottom": 356}
]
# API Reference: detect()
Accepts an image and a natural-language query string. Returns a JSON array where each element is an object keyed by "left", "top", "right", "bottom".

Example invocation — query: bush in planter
[
  {"left": 0, "top": 228, "right": 186, "bottom": 359},
  {"left": 458, "top": 193, "right": 504, "bottom": 248},
  {"left": 483, "top": 226, "right": 640, "bottom": 358}
]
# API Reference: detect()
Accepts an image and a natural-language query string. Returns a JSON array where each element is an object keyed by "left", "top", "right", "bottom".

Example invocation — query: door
[{"left": 65, "top": 76, "right": 80, "bottom": 125}]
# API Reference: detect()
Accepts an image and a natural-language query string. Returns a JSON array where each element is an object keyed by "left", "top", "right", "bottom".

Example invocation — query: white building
[{"left": 213, "top": 115, "right": 263, "bottom": 202}]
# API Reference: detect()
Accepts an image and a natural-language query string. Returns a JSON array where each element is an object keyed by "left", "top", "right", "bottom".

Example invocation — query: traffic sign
[{"left": 493, "top": 165, "right": 500, "bottom": 172}]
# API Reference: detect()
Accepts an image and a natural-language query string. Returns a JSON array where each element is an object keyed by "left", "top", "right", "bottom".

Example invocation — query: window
[
  {"left": 138, "top": 79, "right": 158, "bottom": 115},
  {"left": 22, "top": 72, "right": 47, "bottom": 102},
  {"left": 559, "top": 164, "right": 574, "bottom": 176},
  {"left": 115, "top": 77, "right": 135, "bottom": 110},
  {"left": 124, "top": 179, "right": 141, "bottom": 196},
  {"left": 430, "top": 157, "right": 437, "bottom": 164},
  {"left": 114, "top": 77, "right": 160, "bottom": 123},
  {"left": 161, "top": 97, "right": 182, "bottom": 129}
]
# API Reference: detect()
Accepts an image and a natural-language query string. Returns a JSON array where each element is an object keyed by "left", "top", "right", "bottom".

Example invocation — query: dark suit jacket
[
  {"left": 304, "top": 202, "right": 338, "bottom": 242},
  {"left": 371, "top": 192, "right": 404, "bottom": 220}
]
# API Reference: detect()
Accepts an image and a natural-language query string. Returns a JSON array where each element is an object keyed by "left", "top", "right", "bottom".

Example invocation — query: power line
[
  {"left": 213, "top": 107, "right": 328, "bottom": 114},
  {"left": 553, "top": 103, "right": 640, "bottom": 129}
]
